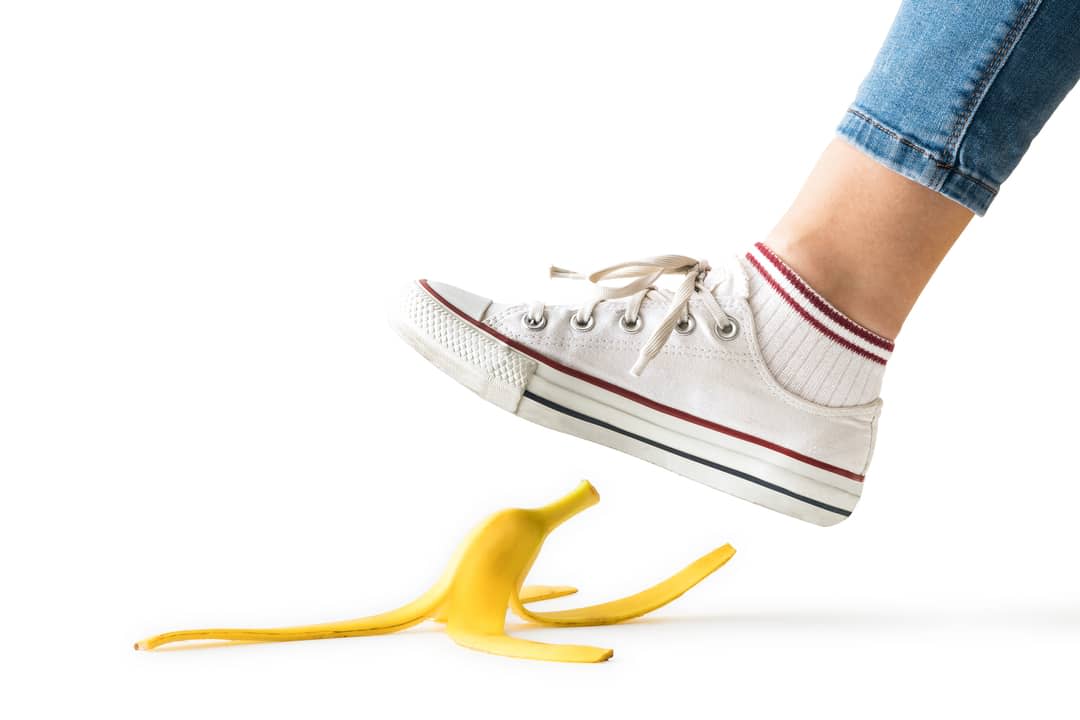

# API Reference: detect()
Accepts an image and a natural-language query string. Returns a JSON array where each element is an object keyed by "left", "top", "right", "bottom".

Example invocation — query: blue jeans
[{"left": 838, "top": 0, "right": 1080, "bottom": 215}]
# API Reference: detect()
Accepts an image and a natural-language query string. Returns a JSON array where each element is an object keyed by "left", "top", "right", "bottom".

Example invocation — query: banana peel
[{"left": 135, "top": 481, "right": 735, "bottom": 663}]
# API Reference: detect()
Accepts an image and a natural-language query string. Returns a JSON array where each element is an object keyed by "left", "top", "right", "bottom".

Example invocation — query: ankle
[
  {"left": 765, "top": 229, "right": 902, "bottom": 340},
  {"left": 765, "top": 140, "right": 973, "bottom": 340}
]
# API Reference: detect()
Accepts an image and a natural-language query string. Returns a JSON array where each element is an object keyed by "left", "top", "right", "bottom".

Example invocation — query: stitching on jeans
[
  {"left": 943, "top": 0, "right": 1042, "bottom": 160},
  {"left": 847, "top": 108, "right": 935, "bottom": 159},
  {"left": 845, "top": 108, "right": 999, "bottom": 196}
]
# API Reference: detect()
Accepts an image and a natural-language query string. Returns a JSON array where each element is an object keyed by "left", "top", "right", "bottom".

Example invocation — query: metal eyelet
[
  {"left": 521, "top": 312, "right": 547, "bottom": 331},
  {"left": 675, "top": 314, "right": 696, "bottom": 335},
  {"left": 619, "top": 312, "right": 643, "bottom": 334},
  {"left": 569, "top": 312, "right": 595, "bottom": 332},
  {"left": 712, "top": 318, "right": 739, "bottom": 341}
]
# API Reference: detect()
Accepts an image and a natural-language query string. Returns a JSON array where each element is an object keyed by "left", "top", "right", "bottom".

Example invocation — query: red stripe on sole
[
  {"left": 417, "top": 279, "right": 865, "bottom": 483},
  {"left": 754, "top": 242, "right": 895, "bottom": 353}
]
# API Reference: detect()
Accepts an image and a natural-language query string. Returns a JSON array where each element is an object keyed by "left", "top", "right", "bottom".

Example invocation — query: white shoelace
[{"left": 524, "top": 255, "right": 737, "bottom": 376}]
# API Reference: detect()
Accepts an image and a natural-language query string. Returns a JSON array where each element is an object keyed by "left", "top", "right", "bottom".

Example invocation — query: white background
[{"left": 2, "top": 2, "right": 1078, "bottom": 718}]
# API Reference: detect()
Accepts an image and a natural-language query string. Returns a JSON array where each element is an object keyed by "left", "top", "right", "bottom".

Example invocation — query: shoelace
[{"left": 524, "top": 255, "right": 737, "bottom": 376}]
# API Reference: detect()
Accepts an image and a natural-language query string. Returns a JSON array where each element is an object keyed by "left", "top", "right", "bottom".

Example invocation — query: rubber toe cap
[{"left": 423, "top": 280, "right": 494, "bottom": 322}]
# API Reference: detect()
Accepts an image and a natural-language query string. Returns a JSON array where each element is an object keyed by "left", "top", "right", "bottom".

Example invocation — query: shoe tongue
[{"left": 702, "top": 256, "right": 749, "bottom": 300}]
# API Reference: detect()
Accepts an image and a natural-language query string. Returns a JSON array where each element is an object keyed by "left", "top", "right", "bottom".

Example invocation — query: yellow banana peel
[{"left": 135, "top": 481, "right": 735, "bottom": 663}]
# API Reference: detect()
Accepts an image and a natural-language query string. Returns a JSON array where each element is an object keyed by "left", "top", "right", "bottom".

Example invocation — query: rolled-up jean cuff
[{"left": 836, "top": 108, "right": 997, "bottom": 216}]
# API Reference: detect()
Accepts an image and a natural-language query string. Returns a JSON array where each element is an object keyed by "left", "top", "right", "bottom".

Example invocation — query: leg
[
  {"left": 768, "top": 0, "right": 1080, "bottom": 339},
  {"left": 393, "top": 0, "right": 1080, "bottom": 525},
  {"left": 767, "top": 140, "right": 972, "bottom": 339}
]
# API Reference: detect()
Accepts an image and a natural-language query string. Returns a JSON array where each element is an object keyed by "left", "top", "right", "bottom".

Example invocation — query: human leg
[
  {"left": 393, "top": 0, "right": 1080, "bottom": 524},
  {"left": 762, "top": 0, "right": 1080, "bottom": 340},
  {"left": 766, "top": 141, "right": 971, "bottom": 340}
]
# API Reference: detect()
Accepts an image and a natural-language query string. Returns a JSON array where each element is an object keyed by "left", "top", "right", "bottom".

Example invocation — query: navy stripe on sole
[{"left": 521, "top": 390, "right": 851, "bottom": 518}]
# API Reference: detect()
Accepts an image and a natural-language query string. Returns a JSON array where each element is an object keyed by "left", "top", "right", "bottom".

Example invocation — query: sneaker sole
[{"left": 392, "top": 280, "right": 863, "bottom": 526}]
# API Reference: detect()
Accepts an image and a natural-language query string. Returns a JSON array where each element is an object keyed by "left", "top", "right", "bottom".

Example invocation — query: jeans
[{"left": 838, "top": 0, "right": 1080, "bottom": 215}]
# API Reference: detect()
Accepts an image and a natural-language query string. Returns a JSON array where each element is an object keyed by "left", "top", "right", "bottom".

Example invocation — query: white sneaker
[{"left": 391, "top": 256, "right": 881, "bottom": 526}]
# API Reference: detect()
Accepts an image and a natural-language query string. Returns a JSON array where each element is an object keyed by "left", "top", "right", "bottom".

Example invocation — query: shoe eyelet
[
  {"left": 675, "top": 314, "right": 696, "bottom": 335},
  {"left": 619, "top": 312, "right": 643, "bottom": 334},
  {"left": 712, "top": 318, "right": 739, "bottom": 341},
  {"left": 521, "top": 312, "right": 547, "bottom": 331},
  {"left": 569, "top": 312, "right": 595, "bottom": 332}
]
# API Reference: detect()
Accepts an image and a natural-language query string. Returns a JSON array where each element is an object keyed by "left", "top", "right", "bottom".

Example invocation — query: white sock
[{"left": 740, "top": 242, "right": 893, "bottom": 407}]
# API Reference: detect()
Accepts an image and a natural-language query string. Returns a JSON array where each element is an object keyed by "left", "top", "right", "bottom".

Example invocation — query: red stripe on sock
[
  {"left": 754, "top": 242, "right": 895, "bottom": 352},
  {"left": 745, "top": 253, "right": 888, "bottom": 366}
]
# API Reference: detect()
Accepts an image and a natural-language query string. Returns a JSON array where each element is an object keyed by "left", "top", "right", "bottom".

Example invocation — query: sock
[{"left": 740, "top": 242, "right": 893, "bottom": 407}]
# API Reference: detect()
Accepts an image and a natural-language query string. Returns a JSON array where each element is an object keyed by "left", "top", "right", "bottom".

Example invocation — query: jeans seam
[
  {"left": 845, "top": 108, "right": 999, "bottom": 196},
  {"left": 942, "top": 0, "right": 1043, "bottom": 161}
]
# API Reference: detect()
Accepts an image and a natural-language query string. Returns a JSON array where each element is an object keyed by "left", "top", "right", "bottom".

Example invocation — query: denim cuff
[{"left": 837, "top": 108, "right": 997, "bottom": 216}]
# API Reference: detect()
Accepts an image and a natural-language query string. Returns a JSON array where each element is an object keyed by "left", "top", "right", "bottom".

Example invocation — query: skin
[{"left": 766, "top": 139, "right": 974, "bottom": 340}]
